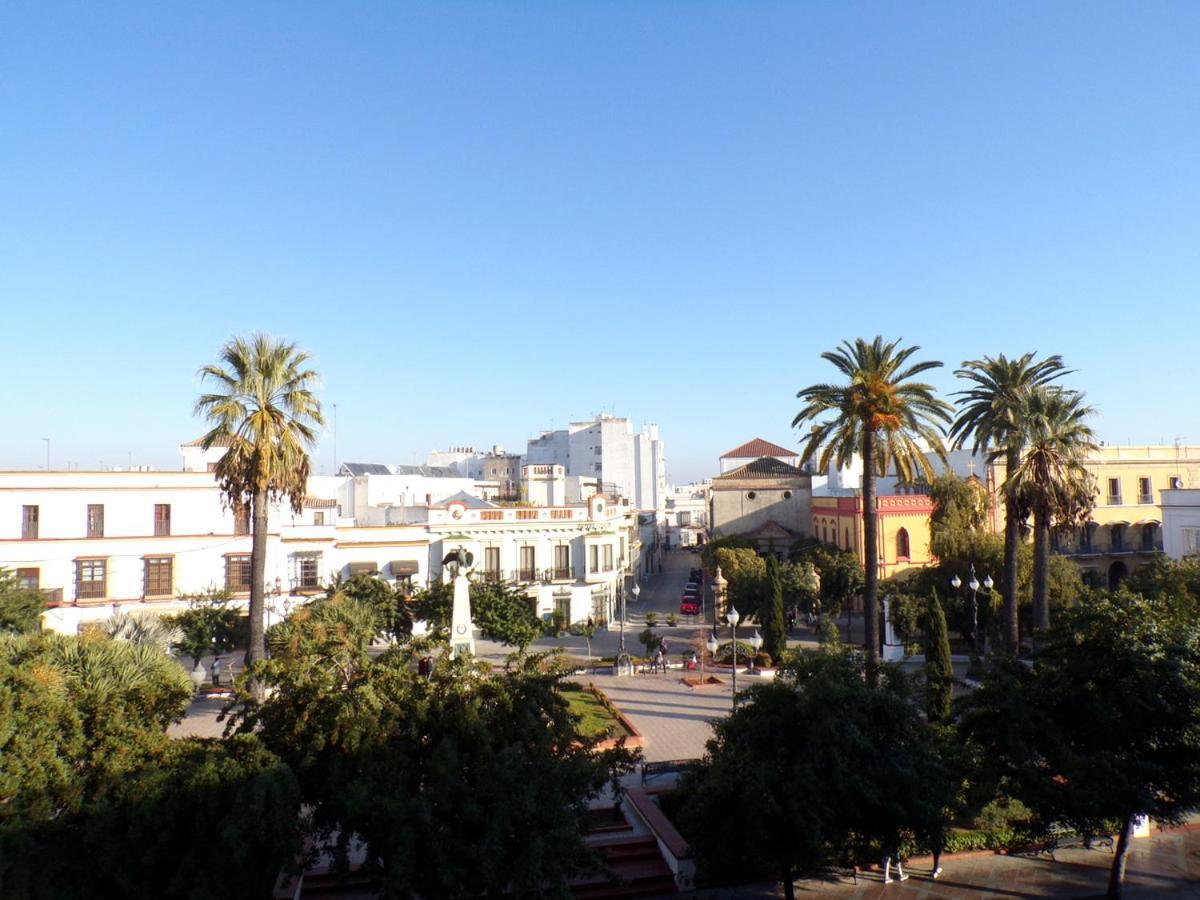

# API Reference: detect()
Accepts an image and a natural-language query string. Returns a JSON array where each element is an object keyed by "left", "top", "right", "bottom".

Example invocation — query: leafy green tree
[
  {"left": 792, "top": 540, "right": 864, "bottom": 618},
  {"left": 233, "top": 598, "right": 636, "bottom": 898},
  {"left": 779, "top": 559, "right": 819, "bottom": 612},
  {"left": 1124, "top": 554, "right": 1200, "bottom": 617},
  {"left": 194, "top": 333, "right": 324, "bottom": 691},
  {"left": 470, "top": 580, "right": 542, "bottom": 652},
  {"left": 679, "top": 655, "right": 952, "bottom": 898},
  {"left": 950, "top": 352, "right": 1070, "bottom": 653},
  {"left": 928, "top": 473, "right": 993, "bottom": 563},
  {"left": 959, "top": 592, "right": 1200, "bottom": 897},
  {"left": 1006, "top": 386, "right": 1097, "bottom": 633},
  {"left": 570, "top": 618, "right": 598, "bottom": 663},
  {"left": 793, "top": 337, "right": 952, "bottom": 666},
  {"left": 816, "top": 614, "right": 841, "bottom": 653},
  {"left": 700, "top": 535, "right": 756, "bottom": 575},
  {"left": 761, "top": 555, "right": 787, "bottom": 662},
  {"left": 410, "top": 579, "right": 453, "bottom": 633},
  {"left": 168, "top": 588, "right": 242, "bottom": 668},
  {"left": 0, "top": 569, "right": 44, "bottom": 635},
  {"left": 923, "top": 590, "right": 954, "bottom": 723},
  {"left": 334, "top": 574, "right": 413, "bottom": 642},
  {"left": 103, "top": 612, "right": 179, "bottom": 651}
]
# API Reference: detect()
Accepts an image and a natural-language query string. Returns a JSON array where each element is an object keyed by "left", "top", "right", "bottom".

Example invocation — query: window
[
  {"left": 589, "top": 545, "right": 600, "bottom": 573},
  {"left": 1137, "top": 477, "right": 1153, "bottom": 505},
  {"left": 678, "top": 511, "right": 691, "bottom": 527},
  {"left": 484, "top": 547, "right": 501, "bottom": 581},
  {"left": 1106, "top": 478, "right": 1121, "bottom": 505},
  {"left": 896, "top": 528, "right": 911, "bottom": 560},
  {"left": 75, "top": 558, "right": 107, "bottom": 600},
  {"left": 1184, "top": 527, "right": 1200, "bottom": 556},
  {"left": 21, "top": 505, "right": 38, "bottom": 540},
  {"left": 16, "top": 568, "right": 39, "bottom": 591},
  {"left": 1110, "top": 524, "right": 1125, "bottom": 552},
  {"left": 313, "top": 511, "right": 326, "bottom": 525},
  {"left": 154, "top": 503, "right": 171, "bottom": 536},
  {"left": 519, "top": 546, "right": 536, "bottom": 581},
  {"left": 844, "top": 529, "right": 850, "bottom": 550},
  {"left": 144, "top": 557, "right": 173, "bottom": 597},
  {"left": 1170, "top": 476, "right": 1184, "bottom": 490},
  {"left": 603, "top": 544, "right": 614, "bottom": 572},
  {"left": 298, "top": 556, "right": 320, "bottom": 590},
  {"left": 86, "top": 504, "right": 104, "bottom": 538},
  {"left": 1141, "top": 524, "right": 1157, "bottom": 551},
  {"left": 225, "top": 554, "right": 252, "bottom": 592},
  {"left": 1080, "top": 523, "right": 1096, "bottom": 553},
  {"left": 554, "top": 545, "right": 570, "bottom": 579},
  {"left": 234, "top": 506, "right": 250, "bottom": 535}
]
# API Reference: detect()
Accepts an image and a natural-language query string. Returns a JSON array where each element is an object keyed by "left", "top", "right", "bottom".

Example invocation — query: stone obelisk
[{"left": 450, "top": 569, "right": 475, "bottom": 659}]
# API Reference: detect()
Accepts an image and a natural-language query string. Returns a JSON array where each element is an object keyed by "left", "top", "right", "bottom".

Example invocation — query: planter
[{"left": 680, "top": 675, "right": 725, "bottom": 689}]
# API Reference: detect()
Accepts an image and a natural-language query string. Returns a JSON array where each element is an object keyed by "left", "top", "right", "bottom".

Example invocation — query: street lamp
[
  {"left": 726, "top": 605, "right": 741, "bottom": 707},
  {"left": 616, "top": 580, "right": 638, "bottom": 676},
  {"left": 748, "top": 628, "right": 763, "bottom": 673},
  {"left": 950, "top": 563, "right": 992, "bottom": 661}
]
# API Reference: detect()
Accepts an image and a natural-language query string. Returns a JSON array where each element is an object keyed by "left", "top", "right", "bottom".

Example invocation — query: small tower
[{"left": 712, "top": 565, "right": 728, "bottom": 618}]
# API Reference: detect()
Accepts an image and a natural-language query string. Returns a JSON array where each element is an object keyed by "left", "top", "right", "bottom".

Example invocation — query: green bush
[
  {"left": 645, "top": 612, "right": 658, "bottom": 628},
  {"left": 666, "top": 613, "right": 678, "bottom": 627}
]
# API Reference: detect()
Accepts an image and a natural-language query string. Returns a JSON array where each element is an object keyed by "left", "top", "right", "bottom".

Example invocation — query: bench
[
  {"left": 641, "top": 759, "right": 694, "bottom": 785},
  {"left": 1017, "top": 828, "right": 1114, "bottom": 861}
]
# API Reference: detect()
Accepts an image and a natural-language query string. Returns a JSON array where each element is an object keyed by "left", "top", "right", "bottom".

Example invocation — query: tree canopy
[{"left": 0, "top": 568, "right": 44, "bottom": 635}]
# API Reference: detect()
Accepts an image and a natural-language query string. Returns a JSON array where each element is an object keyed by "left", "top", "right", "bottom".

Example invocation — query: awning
[
  {"left": 348, "top": 561, "right": 378, "bottom": 576},
  {"left": 390, "top": 560, "right": 420, "bottom": 577},
  {"left": 1133, "top": 518, "right": 1160, "bottom": 527},
  {"left": 1106, "top": 520, "right": 1131, "bottom": 527}
]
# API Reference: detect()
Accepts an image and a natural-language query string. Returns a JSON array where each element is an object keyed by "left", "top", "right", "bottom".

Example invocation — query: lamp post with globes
[
  {"left": 709, "top": 604, "right": 742, "bottom": 708},
  {"left": 950, "top": 563, "right": 993, "bottom": 661},
  {"left": 748, "top": 628, "right": 763, "bottom": 674}
]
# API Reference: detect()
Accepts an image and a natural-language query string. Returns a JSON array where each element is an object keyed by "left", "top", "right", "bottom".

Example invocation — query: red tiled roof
[
  {"left": 720, "top": 437, "right": 797, "bottom": 459},
  {"left": 714, "top": 457, "right": 807, "bottom": 480},
  {"left": 181, "top": 434, "right": 237, "bottom": 448}
]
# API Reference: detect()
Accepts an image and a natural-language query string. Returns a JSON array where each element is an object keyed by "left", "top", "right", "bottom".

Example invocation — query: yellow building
[
  {"left": 994, "top": 444, "right": 1200, "bottom": 589},
  {"left": 811, "top": 492, "right": 935, "bottom": 579}
]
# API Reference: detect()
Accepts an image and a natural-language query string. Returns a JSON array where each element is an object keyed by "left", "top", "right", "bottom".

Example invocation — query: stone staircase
[{"left": 570, "top": 806, "right": 677, "bottom": 898}]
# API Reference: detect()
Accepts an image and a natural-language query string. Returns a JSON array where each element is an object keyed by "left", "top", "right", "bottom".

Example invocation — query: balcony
[
  {"left": 1106, "top": 494, "right": 1122, "bottom": 506},
  {"left": 1138, "top": 493, "right": 1154, "bottom": 505}
]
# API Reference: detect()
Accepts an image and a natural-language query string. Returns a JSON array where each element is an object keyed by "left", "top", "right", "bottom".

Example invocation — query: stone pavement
[{"left": 669, "top": 827, "right": 1200, "bottom": 898}]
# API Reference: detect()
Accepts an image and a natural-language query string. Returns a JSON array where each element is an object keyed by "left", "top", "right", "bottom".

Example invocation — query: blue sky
[{"left": 2, "top": 3, "right": 1198, "bottom": 482}]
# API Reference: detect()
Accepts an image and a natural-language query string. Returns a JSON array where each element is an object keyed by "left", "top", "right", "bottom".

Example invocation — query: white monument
[
  {"left": 444, "top": 549, "right": 476, "bottom": 658},
  {"left": 881, "top": 595, "right": 905, "bottom": 662}
]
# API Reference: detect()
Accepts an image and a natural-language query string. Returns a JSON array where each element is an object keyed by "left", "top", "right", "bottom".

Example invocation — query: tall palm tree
[
  {"left": 1006, "top": 387, "right": 1097, "bottom": 632},
  {"left": 793, "top": 337, "right": 952, "bottom": 665},
  {"left": 194, "top": 334, "right": 323, "bottom": 682},
  {"left": 949, "top": 353, "right": 1068, "bottom": 654}
]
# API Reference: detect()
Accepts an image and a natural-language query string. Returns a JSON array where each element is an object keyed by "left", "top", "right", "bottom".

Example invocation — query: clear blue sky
[{"left": 2, "top": 3, "right": 1197, "bottom": 482}]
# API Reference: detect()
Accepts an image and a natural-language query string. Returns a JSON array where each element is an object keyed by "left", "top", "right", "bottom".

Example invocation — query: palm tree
[
  {"left": 194, "top": 334, "right": 323, "bottom": 684},
  {"left": 793, "top": 337, "right": 952, "bottom": 665},
  {"left": 1006, "top": 386, "right": 1097, "bottom": 632},
  {"left": 949, "top": 353, "right": 1069, "bottom": 654}
]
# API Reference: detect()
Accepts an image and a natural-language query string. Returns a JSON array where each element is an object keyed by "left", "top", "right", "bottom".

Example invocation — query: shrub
[
  {"left": 667, "top": 613, "right": 678, "bottom": 627},
  {"left": 645, "top": 612, "right": 658, "bottom": 628}
]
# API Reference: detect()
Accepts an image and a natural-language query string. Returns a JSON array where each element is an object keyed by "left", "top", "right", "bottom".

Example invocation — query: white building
[
  {"left": 1, "top": 441, "right": 643, "bottom": 634},
  {"left": 526, "top": 415, "right": 666, "bottom": 512},
  {"left": 428, "top": 491, "right": 642, "bottom": 625},
  {"left": 664, "top": 482, "right": 710, "bottom": 548},
  {"left": 1162, "top": 489, "right": 1200, "bottom": 559}
]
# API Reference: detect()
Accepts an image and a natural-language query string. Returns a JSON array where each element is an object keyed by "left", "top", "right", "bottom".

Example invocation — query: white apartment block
[
  {"left": 1, "top": 446, "right": 642, "bottom": 634},
  {"left": 526, "top": 415, "right": 666, "bottom": 512},
  {"left": 664, "top": 482, "right": 710, "bottom": 548}
]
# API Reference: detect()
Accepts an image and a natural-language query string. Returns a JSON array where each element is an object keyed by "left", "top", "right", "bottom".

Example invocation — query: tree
[
  {"left": 1125, "top": 554, "right": 1200, "bottom": 618},
  {"left": 761, "top": 555, "right": 787, "bottom": 663},
  {"left": 923, "top": 590, "right": 953, "bottom": 723},
  {"left": 470, "top": 580, "right": 542, "bottom": 652},
  {"left": 168, "top": 588, "right": 242, "bottom": 668},
  {"left": 793, "top": 337, "right": 951, "bottom": 666},
  {"left": 334, "top": 574, "right": 413, "bottom": 642},
  {"left": 571, "top": 618, "right": 598, "bottom": 664},
  {"left": 928, "top": 473, "right": 992, "bottom": 562},
  {"left": 104, "top": 612, "right": 179, "bottom": 652},
  {"left": 950, "top": 352, "right": 1070, "bottom": 653},
  {"left": 779, "top": 559, "right": 819, "bottom": 612},
  {"left": 678, "top": 655, "right": 952, "bottom": 898},
  {"left": 959, "top": 593, "right": 1200, "bottom": 897},
  {"left": 1006, "top": 386, "right": 1097, "bottom": 632},
  {"left": 0, "top": 569, "right": 44, "bottom": 635},
  {"left": 194, "top": 333, "right": 324, "bottom": 692},
  {"left": 232, "top": 598, "right": 636, "bottom": 898},
  {"left": 791, "top": 538, "right": 864, "bottom": 618},
  {"left": 410, "top": 579, "right": 454, "bottom": 633}
]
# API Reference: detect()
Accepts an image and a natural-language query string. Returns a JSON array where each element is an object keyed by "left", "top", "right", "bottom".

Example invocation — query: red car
[{"left": 680, "top": 598, "right": 700, "bottom": 616}]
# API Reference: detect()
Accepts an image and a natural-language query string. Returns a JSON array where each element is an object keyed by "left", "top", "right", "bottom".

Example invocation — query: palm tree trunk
[
  {"left": 862, "top": 429, "right": 879, "bottom": 667},
  {"left": 1002, "top": 444, "right": 1021, "bottom": 655},
  {"left": 1032, "top": 504, "right": 1050, "bottom": 634},
  {"left": 249, "top": 487, "right": 268, "bottom": 688}
]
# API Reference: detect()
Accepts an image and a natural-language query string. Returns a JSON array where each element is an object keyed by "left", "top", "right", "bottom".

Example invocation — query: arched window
[
  {"left": 844, "top": 528, "right": 850, "bottom": 550},
  {"left": 823, "top": 525, "right": 828, "bottom": 542},
  {"left": 896, "top": 527, "right": 911, "bottom": 560},
  {"left": 1141, "top": 523, "right": 1158, "bottom": 551}
]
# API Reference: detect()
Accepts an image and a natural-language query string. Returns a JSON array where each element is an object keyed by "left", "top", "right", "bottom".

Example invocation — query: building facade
[
  {"left": 526, "top": 415, "right": 666, "bottom": 512},
  {"left": 1162, "top": 489, "right": 1200, "bottom": 560},
  {"left": 811, "top": 493, "right": 936, "bottom": 578},
  {"left": 708, "top": 457, "right": 812, "bottom": 551}
]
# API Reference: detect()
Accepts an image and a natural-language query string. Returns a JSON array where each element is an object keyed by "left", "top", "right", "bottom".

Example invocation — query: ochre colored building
[{"left": 811, "top": 492, "right": 935, "bottom": 578}]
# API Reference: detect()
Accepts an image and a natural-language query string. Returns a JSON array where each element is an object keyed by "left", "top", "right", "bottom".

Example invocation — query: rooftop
[
  {"left": 720, "top": 437, "right": 797, "bottom": 460},
  {"left": 714, "top": 456, "right": 808, "bottom": 480}
]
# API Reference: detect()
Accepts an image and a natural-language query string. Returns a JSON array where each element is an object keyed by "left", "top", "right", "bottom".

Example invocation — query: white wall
[{"left": 1163, "top": 489, "right": 1200, "bottom": 559}]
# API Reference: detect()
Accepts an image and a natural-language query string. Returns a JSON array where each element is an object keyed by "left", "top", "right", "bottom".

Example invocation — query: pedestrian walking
[
  {"left": 653, "top": 648, "right": 664, "bottom": 674},
  {"left": 882, "top": 834, "right": 908, "bottom": 884},
  {"left": 211, "top": 656, "right": 222, "bottom": 687},
  {"left": 659, "top": 636, "right": 669, "bottom": 657}
]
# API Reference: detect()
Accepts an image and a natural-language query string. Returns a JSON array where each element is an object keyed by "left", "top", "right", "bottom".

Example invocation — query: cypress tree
[
  {"left": 763, "top": 555, "right": 787, "bottom": 664},
  {"left": 923, "top": 589, "right": 954, "bottom": 723}
]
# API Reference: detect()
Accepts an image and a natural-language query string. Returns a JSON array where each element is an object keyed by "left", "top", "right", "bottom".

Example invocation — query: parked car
[
  {"left": 689, "top": 568, "right": 703, "bottom": 582},
  {"left": 679, "top": 598, "right": 700, "bottom": 616},
  {"left": 683, "top": 583, "right": 699, "bottom": 598}
]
